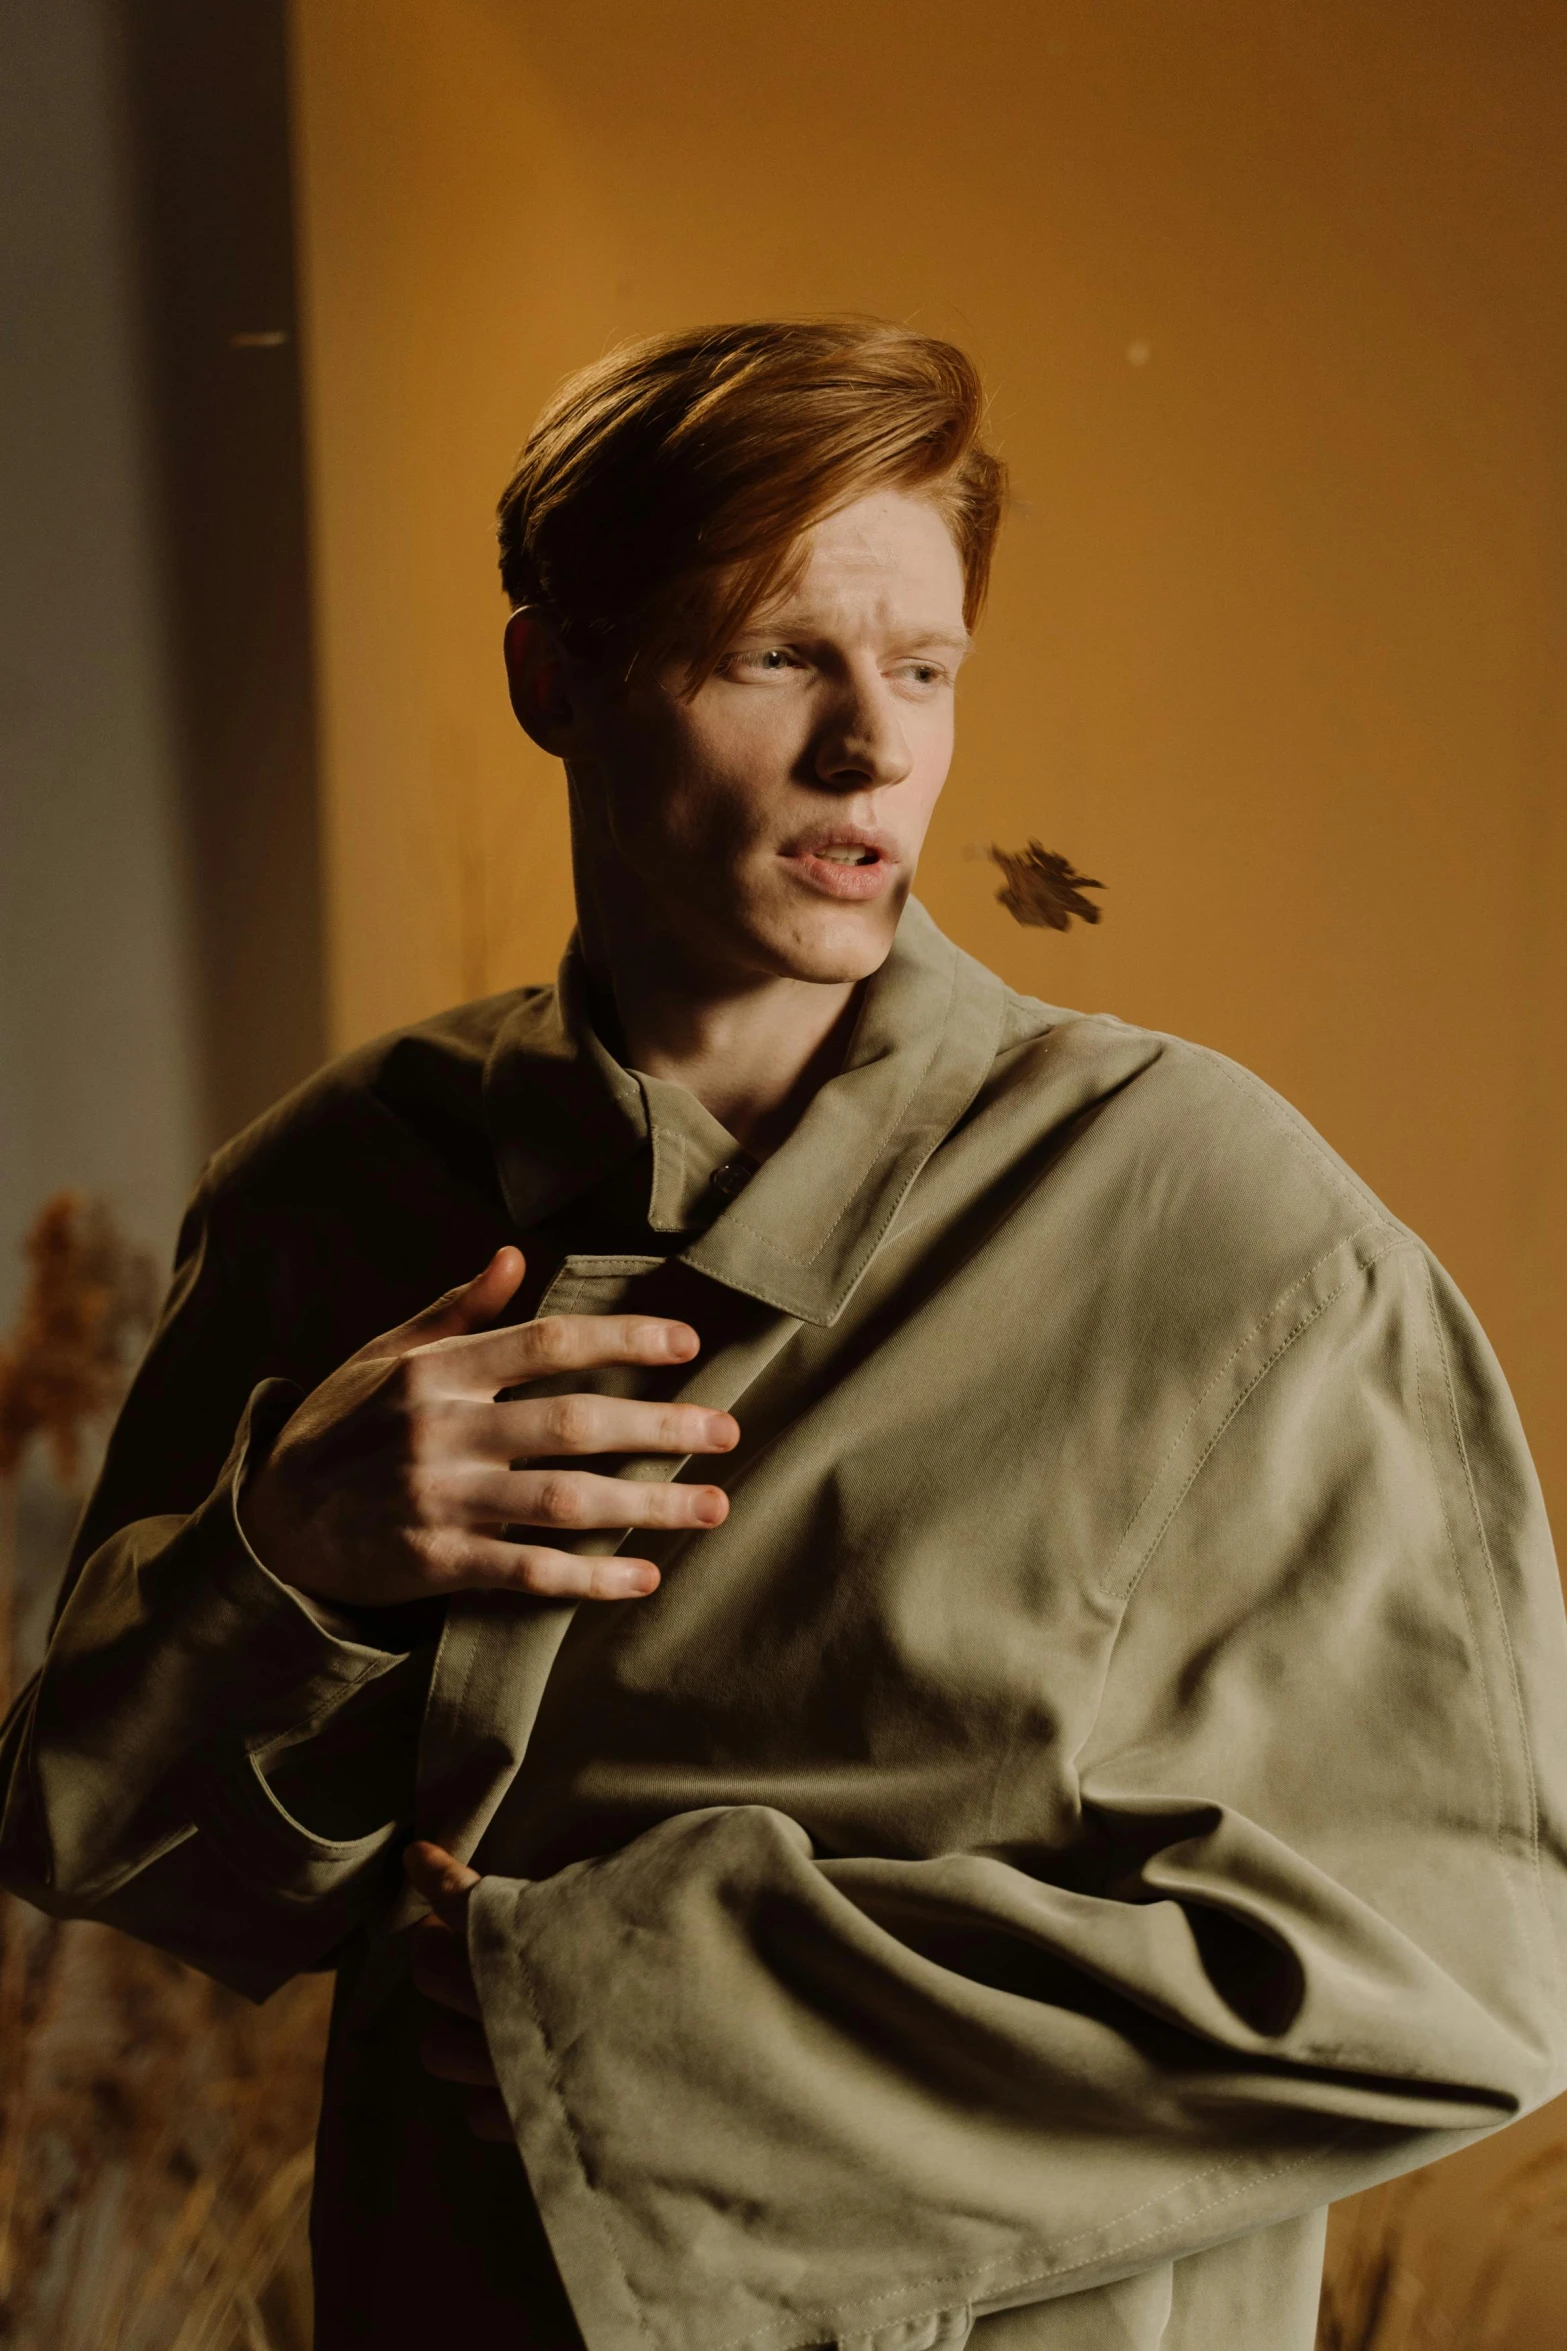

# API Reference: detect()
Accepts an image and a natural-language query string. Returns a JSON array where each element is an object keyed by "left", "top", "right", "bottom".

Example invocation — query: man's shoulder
[
  {"left": 985, "top": 983, "right": 1410, "bottom": 1296},
  {"left": 200, "top": 984, "right": 554, "bottom": 1224}
]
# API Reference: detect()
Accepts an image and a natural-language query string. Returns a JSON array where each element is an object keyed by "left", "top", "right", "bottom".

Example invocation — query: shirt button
[{"left": 709, "top": 1159, "right": 753, "bottom": 1199}]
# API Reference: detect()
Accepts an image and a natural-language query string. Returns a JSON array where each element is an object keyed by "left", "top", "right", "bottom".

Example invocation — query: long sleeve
[
  {"left": 0, "top": 1179, "right": 434, "bottom": 2000},
  {"left": 465, "top": 1240, "right": 1567, "bottom": 2351}
]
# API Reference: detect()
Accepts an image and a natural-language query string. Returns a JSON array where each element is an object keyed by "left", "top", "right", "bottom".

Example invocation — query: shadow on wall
[
  {"left": 114, "top": 0, "right": 326, "bottom": 1148},
  {"left": 2, "top": 0, "right": 327, "bottom": 1342}
]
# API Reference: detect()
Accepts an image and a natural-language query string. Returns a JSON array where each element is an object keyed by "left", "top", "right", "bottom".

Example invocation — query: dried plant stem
[
  {"left": 0, "top": 1480, "right": 23, "bottom": 2284},
  {"left": 164, "top": 2146, "right": 314, "bottom": 2351},
  {"left": 0, "top": 1197, "right": 327, "bottom": 2349},
  {"left": 0, "top": 1475, "right": 21, "bottom": 2314},
  {"left": 0, "top": 1896, "right": 62, "bottom": 2314},
  {"left": 0, "top": 1471, "right": 16, "bottom": 1718},
  {"left": 0, "top": 1910, "right": 27, "bottom": 2306},
  {"left": 1453, "top": 2135, "right": 1567, "bottom": 2348},
  {"left": 133, "top": 2166, "right": 221, "bottom": 2316},
  {"left": 0, "top": 1922, "right": 327, "bottom": 2348},
  {"left": 1316, "top": 2170, "right": 1446, "bottom": 2351}
]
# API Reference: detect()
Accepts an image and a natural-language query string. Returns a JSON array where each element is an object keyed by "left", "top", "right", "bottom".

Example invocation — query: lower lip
[{"left": 782, "top": 851, "right": 896, "bottom": 901}]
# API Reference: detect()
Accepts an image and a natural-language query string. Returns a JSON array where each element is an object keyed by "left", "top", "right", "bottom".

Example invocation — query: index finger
[
  {"left": 409, "top": 1916, "right": 482, "bottom": 2019},
  {"left": 418, "top": 1312, "right": 701, "bottom": 1395}
]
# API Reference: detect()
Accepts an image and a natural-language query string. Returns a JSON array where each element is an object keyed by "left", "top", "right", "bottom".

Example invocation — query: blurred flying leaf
[{"left": 989, "top": 842, "right": 1106, "bottom": 932}]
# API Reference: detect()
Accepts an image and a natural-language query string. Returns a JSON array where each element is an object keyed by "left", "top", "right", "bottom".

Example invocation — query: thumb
[
  {"left": 404, "top": 1247, "right": 526, "bottom": 1346},
  {"left": 404, "top": 1840, "right": 481, "bottom": 1929}
]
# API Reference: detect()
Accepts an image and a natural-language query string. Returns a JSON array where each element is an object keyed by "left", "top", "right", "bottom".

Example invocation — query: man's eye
[
  {"left": 895, "top": 661, "right": 948, "bottom": 687},
  {"left": 723, "top": 646, "right": 799, "bottom": 676}
]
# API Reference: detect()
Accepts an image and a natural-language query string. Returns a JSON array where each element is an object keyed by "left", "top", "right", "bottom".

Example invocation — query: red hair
[{"left": 497, "top": 318, "right": 1006, "bottom": 681}]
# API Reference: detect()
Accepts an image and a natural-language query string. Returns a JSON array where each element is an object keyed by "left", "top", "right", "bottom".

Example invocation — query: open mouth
[{"left": 781, "top": 830, "right": 898, "bottom": 899}]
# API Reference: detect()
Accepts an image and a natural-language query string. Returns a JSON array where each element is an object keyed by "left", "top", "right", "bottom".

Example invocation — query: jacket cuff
[
  {"left": 192, "top": 1379, "right": 414, "bottom": 1724},
  {"left": 229, "top": 1378, "right": 412, "bottom": 1654},
  {"left": 32, "top": 1382, "right": 412, "bottom": 1905}
]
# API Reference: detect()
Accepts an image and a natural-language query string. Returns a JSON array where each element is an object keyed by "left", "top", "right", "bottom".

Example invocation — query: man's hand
[
  {"left": 240, "top": 1246, "right": 738, "bottom": 1608},
  {"left": 406, "top": 1841, "right": 512, "bottom": 2143}
]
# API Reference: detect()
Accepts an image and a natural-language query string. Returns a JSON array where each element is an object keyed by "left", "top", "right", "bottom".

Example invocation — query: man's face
[{"left": 553, "top": 489, "right": 971, "bottom": 985}]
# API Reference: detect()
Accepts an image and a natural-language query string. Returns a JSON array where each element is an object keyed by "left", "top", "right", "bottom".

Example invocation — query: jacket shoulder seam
[
  {"left": 1412, "top": 1251, "right": 1557, "bottom": 2003},
  {"left": 1111, "top": 1230, "right": 1416, "bottom": 1613}
]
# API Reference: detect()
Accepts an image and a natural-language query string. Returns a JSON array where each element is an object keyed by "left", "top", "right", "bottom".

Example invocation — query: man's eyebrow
[{"left": 730, "top": 613, "right": 974, "bottom": 657}]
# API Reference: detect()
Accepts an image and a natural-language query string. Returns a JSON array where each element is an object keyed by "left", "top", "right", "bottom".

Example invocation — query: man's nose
[{"left": 811, "top": 674, "right": 913, "bottom": 793}]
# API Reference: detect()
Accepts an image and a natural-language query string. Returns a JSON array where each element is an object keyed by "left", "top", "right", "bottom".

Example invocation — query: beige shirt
[{"left": 4, "top": 900, "right": 1565, "bottom": 2351}]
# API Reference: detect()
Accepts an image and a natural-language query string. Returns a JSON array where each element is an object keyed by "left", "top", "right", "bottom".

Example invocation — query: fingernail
[
  {"left": 695, "top": 1489, "right": 727, "bottom": 1525},
  {"left": 663, "top": 1325, "right": 698, "bottom": 1356},
  {"left": 615, "top": 1565, "right": 659, "bottom": 1596},
  {"left": 706, "top": 1414, "right": 738, "bottom": 1446}
]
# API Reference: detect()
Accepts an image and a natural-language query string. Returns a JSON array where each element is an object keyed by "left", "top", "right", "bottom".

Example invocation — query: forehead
[{"left": 760, "top": 489, "right": 967, "bottom": 631}]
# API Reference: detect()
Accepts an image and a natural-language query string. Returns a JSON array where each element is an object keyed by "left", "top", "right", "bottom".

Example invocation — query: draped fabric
[{"left": 4, "top": 903, "right": 1564, "bottom": 2349}]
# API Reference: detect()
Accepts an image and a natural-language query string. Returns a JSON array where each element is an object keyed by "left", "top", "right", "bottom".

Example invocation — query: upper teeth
[{"left": 820, "top": 848, "right": 870, "bottom": 863}]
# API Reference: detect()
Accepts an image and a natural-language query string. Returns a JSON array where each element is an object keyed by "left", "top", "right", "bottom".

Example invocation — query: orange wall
[{"left": 289, "top": 0, "right": 1565, "bottom": 1534}]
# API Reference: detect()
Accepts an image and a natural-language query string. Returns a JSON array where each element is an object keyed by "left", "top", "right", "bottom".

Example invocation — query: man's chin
[{"left": 754, "top": 892, "right": 906, "bottom": 986}]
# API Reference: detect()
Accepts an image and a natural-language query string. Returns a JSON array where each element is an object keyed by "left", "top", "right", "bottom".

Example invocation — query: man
[{"left": 3, "top": 319, "right": 1565, "bottom": 2350}]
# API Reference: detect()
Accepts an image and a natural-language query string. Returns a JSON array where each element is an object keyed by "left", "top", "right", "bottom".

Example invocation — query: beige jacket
[{"left": 4, "top": 900, "right": 1565, "bottom": 2351}]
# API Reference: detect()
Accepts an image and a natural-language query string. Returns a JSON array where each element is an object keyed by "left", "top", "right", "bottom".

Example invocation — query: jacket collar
[{"left": 483, "top": 897, "right": 1007, "bottom": 1326}]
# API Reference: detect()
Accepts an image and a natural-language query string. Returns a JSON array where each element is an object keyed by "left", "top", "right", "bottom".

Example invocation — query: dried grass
[
  {"left": 0, "top": 1192, "right": 158, "bottom": 1489},
  {"left": 1316, "top": 2171, "right": 1455, "bottom": 2351},
  {"left": 0, "top": 1196, "right": 330, "bottom": 2350},
  {"left": 0, "top": 1903, "right": 330, "bottom": 2351},
  {"left": 1314, "top": 2114, "right": 1567, "bottom": 2349}
]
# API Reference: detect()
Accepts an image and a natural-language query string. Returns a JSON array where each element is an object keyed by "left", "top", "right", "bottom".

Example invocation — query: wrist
[{"left": 235, "top": 1453, "right": 306, "bottom": 1589}]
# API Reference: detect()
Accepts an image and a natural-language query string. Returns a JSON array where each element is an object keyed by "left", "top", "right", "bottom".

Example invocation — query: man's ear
[{"left": 503, "top": 609, "right": 576, "bottom": 753}]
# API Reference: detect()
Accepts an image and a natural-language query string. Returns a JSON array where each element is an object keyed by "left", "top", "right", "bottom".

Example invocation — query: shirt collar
[
  {"left": 482, "top": 945, "right": 648, "bottom": 1230},
  {"left": 632, "top": 1070, "right": 751, "bottom": 1233},
  {"left": 483, "top": 897, "right": 1006, "bottom": 1325}
]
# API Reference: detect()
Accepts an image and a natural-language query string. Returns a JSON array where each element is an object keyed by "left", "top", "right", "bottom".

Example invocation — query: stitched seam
[
  {"left": 418, "top": 1608, "right": 484, "bottom": 1840},
  {"left": 412, "top": 1602, "right": 459, "bottom": 1807},
  {"left": 705, "top": 2139, "right": 1352, "bottom": 2351},
  {"left": 970, "top": 2136, "right": 1350, "bottom": 2309},
  {"left": 242, "top": 1655, "right": 388, "bottom": 1747},
  {"left": 236, "top": 1753, "right": 396, "bottom": 1858},
  {"left": 831, "top": 1120, "right": 967, "bottom": 1304},
  {"left": 1112, "top": 1245, "right": 1408, "bottom": 1612},
  {"left": 686, "top": 1140, "right": 962, "bottom": 1327},
  {"left": 703, "top": 1268, "right": 834, "bottom": 1321},
  {"left": 1411, "top": 1258, "right": 1535, "bottom": 1989},
  {"left": 1422, "top": 1257, "right": 1544, "bottom": 1891},
  {"left": 559, "top": 1256, "right": 667, "bottom": 1281},
  {"left": 1114, "top": 1225, "right": 1397, "bottom": 1550}
]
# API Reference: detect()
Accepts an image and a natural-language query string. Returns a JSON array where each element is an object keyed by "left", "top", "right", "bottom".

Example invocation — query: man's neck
[{"left": 584, "top": 943, "right": 862, "bottom": 1159}]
